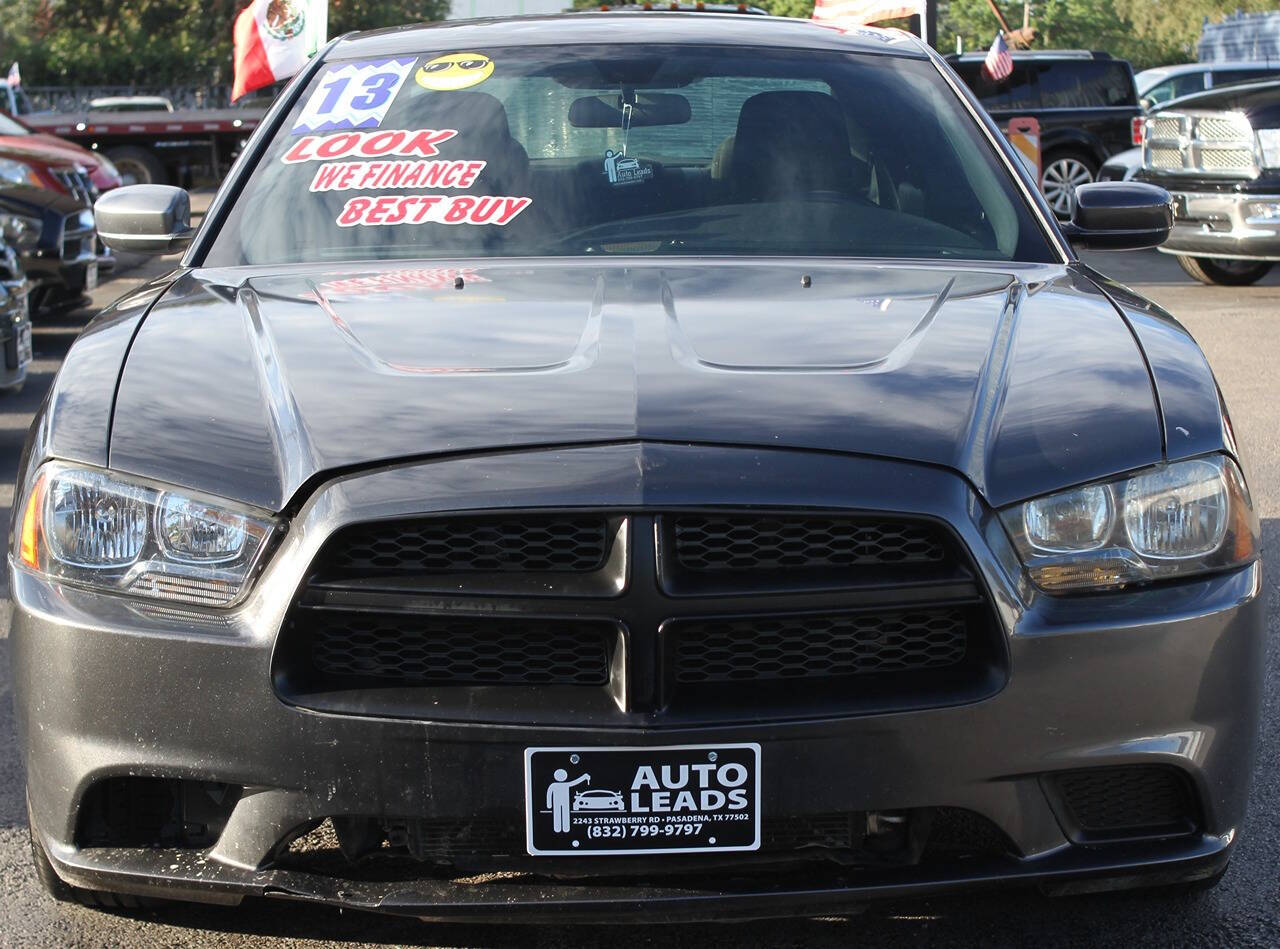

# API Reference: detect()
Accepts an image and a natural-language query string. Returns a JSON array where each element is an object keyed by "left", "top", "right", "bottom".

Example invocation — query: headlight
[
  {"left": 15, "top": 463, "right": 279, "bottom": 607},
  {"left": 0, "top": 156, "right": 39, "bottom": 188},
  {"left": 1001, "top": 455, "right": 1257, "bottom": 594},
  {"left": 1257, "top": 128, "right": 1280, "bottom": 169},
  {"left": 0, "top": 211, "right": 40, "bottom": 251}
]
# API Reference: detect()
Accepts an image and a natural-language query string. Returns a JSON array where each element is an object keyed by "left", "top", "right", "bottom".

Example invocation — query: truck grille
[
  {"left": 1143, "top": 110, "right": 1258, "bottom": 177},
  {"left": 277, "top": 510, "right": 1002, "bottom": 723}
]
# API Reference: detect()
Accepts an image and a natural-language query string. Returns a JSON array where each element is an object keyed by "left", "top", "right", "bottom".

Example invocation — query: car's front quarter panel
[{"left": 1077, "top": 263, "right": 1239, "bottom": 464}]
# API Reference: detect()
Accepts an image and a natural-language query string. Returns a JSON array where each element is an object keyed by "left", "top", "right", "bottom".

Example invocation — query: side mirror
[
  {"left": 93, "top": 184, "right": 195, "bottom": 255},
  {"left": 1060, "top": 182, "right": 1173, "bottom": 251}
]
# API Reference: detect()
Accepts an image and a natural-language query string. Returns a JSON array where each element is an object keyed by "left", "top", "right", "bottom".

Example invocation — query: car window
[
  {"left": 206, "top": 45, "right": 1056, "bottom": 266},
  {"left": 0, "top": 112, "right": 28, "bottom": 135},
  {"left": 1213, "top": 68, "right": 1279, "bottom": 87},
  {"left": 1142, "top": 73, "right": 1209, "bottom": 107},
  {"left": 1036, "top": 61, "right": 1136, "bottom": 108},
  {"left": 953, "top": 61, "right": 1038, "bottom": 111}
]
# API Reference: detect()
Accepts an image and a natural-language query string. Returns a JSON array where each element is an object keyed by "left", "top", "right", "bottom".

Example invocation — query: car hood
[
  {"left": 108, "top": 260, "right": 1163, "bottom": 512},
  {"left": 0, "top": 133, "right": 120, "bottom": 187}
]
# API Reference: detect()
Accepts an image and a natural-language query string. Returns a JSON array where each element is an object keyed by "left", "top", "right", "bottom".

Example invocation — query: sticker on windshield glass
[
  {"left": 525, "top": 744, "right": 761, "bottom": 856},
  {"left": 336, "top": 194, "right": 532, "bottom": 227},
  {"left": 291, "top": 58, "right": 417, "bottom": 135},
  {"left": 603, "top": 149, "right": 653, "bottom": 187},
  {"left": 283, "top": 129, "right": 459, "bottom": 162},
  {"left": 308, "top": 159, "right": 487, "bottom": 191},
  {"left": 415, "top": 52, "right": 494, "bottom": 91}
]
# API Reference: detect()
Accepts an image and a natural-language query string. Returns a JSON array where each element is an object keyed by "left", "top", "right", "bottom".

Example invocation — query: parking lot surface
[{"left": 0, "top": 250, "right": 1277, "bottom": 947}]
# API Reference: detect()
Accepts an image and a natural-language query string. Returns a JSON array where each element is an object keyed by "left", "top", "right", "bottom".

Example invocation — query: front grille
[
  {"left": 669, "top": 608, "right": 967, "bottom": 684},
  {"left": 1144, "top": 110, "right": 1257, "bottom": 177},
  {"left": 277, "top": 508, "right": 1002, "bottom": 723},
  {"left": 303, "top": 610, "right": 615, "bottom": 686},
  {"left": 51, "top": 167, "right": 96, "bottom": 206},
  {"left": 671, "top": 513, "right": 945, "bottom": 572},
  {"left": 313, "top": 514, "right": 611, "bottom": 579},
  {"left": 1051, "top": 766, "right": 1198, "bottom": 839},
  {"left": 1149, "top": 145, "right": 1183, "bottom": 170}
]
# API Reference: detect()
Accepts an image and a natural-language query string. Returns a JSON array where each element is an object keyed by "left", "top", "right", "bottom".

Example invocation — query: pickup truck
[
  {"left": 14, "top": 108, "right": 265, "bottom": 186},
  {"left": 1136, "top": 78, "right": 1280, "bottom": 285}
]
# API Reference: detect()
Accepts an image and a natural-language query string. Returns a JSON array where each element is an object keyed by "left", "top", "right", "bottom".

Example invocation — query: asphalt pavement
[{"left": 1, "top": 249, "right": 1278, "bottom": 947}]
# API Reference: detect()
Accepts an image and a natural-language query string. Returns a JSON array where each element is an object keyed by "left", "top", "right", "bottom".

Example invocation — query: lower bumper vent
[
  {"left": 76, "top": 777, "right": 240, "bottom": 850},
  {"left": 1050, "top": 765, "right": 1199, "bottom": 840}
]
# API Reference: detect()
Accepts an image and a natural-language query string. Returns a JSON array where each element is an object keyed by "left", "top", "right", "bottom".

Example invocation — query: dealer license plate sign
[{"left": 525, "top": 744, "right": 760, "bottom": 855}]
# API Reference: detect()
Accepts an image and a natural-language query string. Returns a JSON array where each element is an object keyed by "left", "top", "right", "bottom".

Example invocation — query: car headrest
[
  {"left": 729, "top": 91, "right": 856, "bottom": 199},
  {"left": 402, "top": 91, "right": 529, "bottom": 195},
  {"left": 403, "top": 91, "right": 516, "bottom": 143}
]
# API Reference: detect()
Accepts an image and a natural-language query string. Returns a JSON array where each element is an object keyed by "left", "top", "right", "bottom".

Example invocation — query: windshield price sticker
[
  {"left": 292, "top": 58, "right": 418, "bottom": 135},
  {"left": 525, "top": 744, "right": 761, "bottom": 856},
  {"left": 283, "top": 129, "right": 459, "bottom": 163},
  {"left": 337, "top": 194, "right": 531, "bottom": 227},
  {"left": 309, "top": 159, "right": 487, "bottom": 192}
]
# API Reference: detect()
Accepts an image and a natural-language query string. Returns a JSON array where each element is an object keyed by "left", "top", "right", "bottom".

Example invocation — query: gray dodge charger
[{"left": 10, "top": 13, "right": 1263, "bottom": 922}]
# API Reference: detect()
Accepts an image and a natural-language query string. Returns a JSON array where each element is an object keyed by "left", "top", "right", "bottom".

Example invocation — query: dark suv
[{"left": 949, "top": 51, "right": 1141, "bottom": 215}]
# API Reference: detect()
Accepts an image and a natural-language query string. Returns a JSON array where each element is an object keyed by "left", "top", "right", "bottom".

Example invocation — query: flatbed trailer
[{"left": 19, "top": 109, "right": 266, "bottom": 186}]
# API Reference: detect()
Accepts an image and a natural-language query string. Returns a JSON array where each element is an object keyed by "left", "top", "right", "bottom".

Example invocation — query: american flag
[
  {"left": 811, "top": 0, "right": 923, "bottom": 28},
  {"left": 6, "top": 62, "right": 19, "bottom": 89},
  {"left": 983, "top": 33, "right": 1013, "bottom": 82}
]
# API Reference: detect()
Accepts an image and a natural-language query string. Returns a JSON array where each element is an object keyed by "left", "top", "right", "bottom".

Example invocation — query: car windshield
[
  {"left": 0, "top": 113, "right": 29, "bottom": 136},
  {"left": 205, "top": 44, "right": 1055, "bottom": 266}
]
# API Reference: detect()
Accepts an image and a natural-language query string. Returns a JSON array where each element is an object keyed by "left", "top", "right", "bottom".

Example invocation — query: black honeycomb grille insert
[
  {"left": 670, "top": 608, "right": 968, "bottom": 684},
  {"left": 316, "top": 515, "right": 610, "bottom": 578},
  {"left": 1054, "top": 766, "right": 1197, "bottom": 834},
  {"left": 671, "top": 514, "right": 947, "bottom": 572},
  {"left": 303, "top": 610, "right": 614, "bottom": 686}
]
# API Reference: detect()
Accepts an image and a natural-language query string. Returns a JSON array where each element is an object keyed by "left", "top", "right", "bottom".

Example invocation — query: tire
[
  {"left": 1176, "top": 255, "right": 1274, "bottom": 286},
  {"left": 28, "top": 822, "right": 162, "bottom": 911},
  {"left": 1041, "top": 150, "right": 1098, "bottom": 218},
  {"left": 105, "top": 146, "right": 167, "bottom": 186}
]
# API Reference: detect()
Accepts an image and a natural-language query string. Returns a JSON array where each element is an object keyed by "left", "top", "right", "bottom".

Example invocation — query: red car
[{"left": 0, "top": 111, "right": 122, "bottom": 202}]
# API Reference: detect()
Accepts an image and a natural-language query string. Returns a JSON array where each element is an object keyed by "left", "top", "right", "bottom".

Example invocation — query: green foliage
[
  {"left": 939, "top": 0, "right": 1279, "bottom": 70},
  {"left": 1, "top": 0, "right": 450, "bottom": 87}
]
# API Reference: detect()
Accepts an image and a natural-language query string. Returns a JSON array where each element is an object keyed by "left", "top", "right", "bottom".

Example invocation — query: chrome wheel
[{"left": 1041, "top": 156, "right": 1095, "bottom": 217}]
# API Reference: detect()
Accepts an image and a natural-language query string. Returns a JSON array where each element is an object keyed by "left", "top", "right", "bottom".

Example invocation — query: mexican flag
[{"left": 232, "top": 0, "right": 328, "bottom": 102}]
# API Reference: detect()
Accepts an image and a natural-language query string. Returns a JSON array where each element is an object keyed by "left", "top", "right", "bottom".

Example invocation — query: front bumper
[
  {"left": 11, "top": 445, "right": 1265, "bottom": 918},
  {"left": 1158, "top": 189, "right": 1280, "bottom": 260}
]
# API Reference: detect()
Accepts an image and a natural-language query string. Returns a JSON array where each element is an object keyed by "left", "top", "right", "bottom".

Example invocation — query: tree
[
  {"left": 939, "top": 0, "right": 1279, "bottom": 69},
  {"left": 2, "top": 1, "right": 449, "bottom": 87}
]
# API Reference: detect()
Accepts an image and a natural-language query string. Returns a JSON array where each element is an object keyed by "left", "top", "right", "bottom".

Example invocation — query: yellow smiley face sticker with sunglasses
[{"left": 416, "top": 53, "right": 494, "bottom": 91}]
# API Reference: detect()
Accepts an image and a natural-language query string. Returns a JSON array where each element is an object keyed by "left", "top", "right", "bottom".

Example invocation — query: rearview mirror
[
  {"left": 93, "top": 184, "right": 196, "bottom": 256},
  {"left": 1060, "top": 182, "right": 1172, "bottom": 251},
  {"left": 569, "top": 93, "right": 691, "bottom": 129}
]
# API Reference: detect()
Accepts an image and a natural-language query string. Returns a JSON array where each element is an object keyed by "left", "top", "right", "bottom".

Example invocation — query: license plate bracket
[{"left": 524, "top": 743, "right": 760, "bottom": 856}]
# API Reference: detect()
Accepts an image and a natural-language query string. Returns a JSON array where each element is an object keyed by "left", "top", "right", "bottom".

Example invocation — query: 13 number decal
[{"left": 292, "top": 58, "right": 417, "bottom": 135}]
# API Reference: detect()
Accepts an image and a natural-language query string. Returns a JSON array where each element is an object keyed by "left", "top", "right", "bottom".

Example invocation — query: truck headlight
[
  {"left": 15, "top": 463, "right": 279, "bottom": 607},
  {"left": 1256, "top": 128, "right": 1280, "bottom": 169},
  {"left": 1001, "top": 455, "right": 1257, "bottom": 593},
  {"left": 0, "top": 157, "right": 40, "bottom": 188}
]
